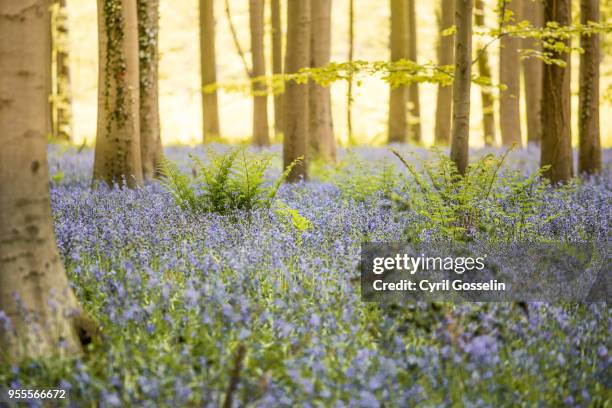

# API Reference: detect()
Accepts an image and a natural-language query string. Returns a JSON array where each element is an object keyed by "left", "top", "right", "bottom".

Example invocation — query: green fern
[
  {"left": 322, "top": 152, "right": 399, "bottom": 202},
  {"left": 157, "top": 157, "right": 197, "bottom": 210},
  {"left": 391, "top": 147, "right": 557, "bottom": 242},
  {"left": 159, "top": 148, "right": 297, "bottom": 215},
  {"left": 191, "top": 147, "right": 240, "bottom": 213}
]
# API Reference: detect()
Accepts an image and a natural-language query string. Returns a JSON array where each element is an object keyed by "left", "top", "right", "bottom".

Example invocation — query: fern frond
[
  {"left": 158, "top": 156, "right": 197, "bottom": 210},
  {"left": 266, "top": 156, "right": 302, "bottom": 207}
]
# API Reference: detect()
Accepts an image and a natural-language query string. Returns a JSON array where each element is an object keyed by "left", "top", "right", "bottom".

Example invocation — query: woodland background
[{"left": 66, "top": 0, "right": 612, "bottom": 147}]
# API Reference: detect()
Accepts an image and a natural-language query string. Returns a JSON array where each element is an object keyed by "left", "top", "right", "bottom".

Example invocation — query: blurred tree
[
  {"left": 250, "top": 0, "right": 270, "bottom": 146},
  {"left": 0, "top": 0, "right": 89, "bottom": 361},
  {"left": 578, "top": 0, "right": 601, "bottom": 174},
  {"left": 541, "top": 0, "right": 572, "bottom": 183},
  {"left": 200, "top": 0, "right": 220, "bottom": 141},
  {"left": 388, "top": 0, "right": 408, "bottom": 143},
  {"left": 310, "top": 0, "right": 336, "bottom": 161},
  {"left": 283, "top": 0, "right": 311, "bottom": 181},
  {"left": 434, "top": 0, "right": 455, "bottom": 145},
  {"left": 271, "top": 0, "right": 283, "bottom": 137},
  {"left": 50, "top": 0, "right": 73, "bottom": 141},
  {"left": 450, "top": 0, "right": 473, "bottom": 175},
  {"left": 137, "top": 0, "right": 163, "bottom": 179},
  {"left": 522, "top": 0, "right": 543, "bottom": 144},
  {"left": 94, "top": 0, "right": 143, "bottom": 187},
  {"left": 347, "top": 0, "right": 355, "bottom": 145},
  {"left": 475, "top": 0, "right": 496, "bottom": 146},
  {"left": 499, "top": 0, "right": 522, "bottom": 147},
  {"left": 406, "top": 0, "right": 421, "bottom": 143}
]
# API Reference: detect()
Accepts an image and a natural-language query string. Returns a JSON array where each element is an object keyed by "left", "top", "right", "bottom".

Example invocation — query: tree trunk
[
  {"left": 51, "top": 0, "right": 73, "bottom": 141},
  {"left": 250, "top": 0, "right": 270, "bottom": 146},
  {"left": 0, "top": 0, "right": 86, "bottom": 361},
  {"left": 137, "top": 0, "right": 162, "bottom": 180},
  {"left": 578, "top": 0, "right": 601, "bottom": 174},
  {"left": 309, "top": 0, "right": 335, "bottom": 161},
  {"left": 347, "top": 0, "right": 355, "bottom": 144},
  {"left": 283, "top": 0, "right": 311, "bottom": 181},
  {"left": 271, "top": 0, "right": 283, "bottom": 136},
  {"left": 522, "top": 0, "right": 543, "bottom": 144},
  {"left": 94, "top": 0, "right": 143, "bottom": 188},
  {"left": 541, "top": 0, "right": 572, "bottom": 183},
  {"left": 388, "top": 0, "right": 408, "bottom": 144},
  {"left": 450, "top": 0, "right": 473, "bottom": 175},
  {"left": 406, "top": 0, "right": 421, "bottom": 143},
  {"left": 475, "top": 0, "right": 496, "bottom": 146},
  {"left": 434, "top": 0, "right": 455, "bottom": 145},
  {"left": 200, "top": 0, "right": 220, "bottom": 141},
  {"left": 499, "top": 0, "right": 522, "bottom": 147}
]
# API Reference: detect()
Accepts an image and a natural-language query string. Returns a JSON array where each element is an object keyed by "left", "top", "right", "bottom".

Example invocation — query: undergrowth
[
  {"left": 390, "top": 148, "right": 565, "bottom": 242},
  {"left": 159, "top": 147, "right": 300, "bottom": 215}
]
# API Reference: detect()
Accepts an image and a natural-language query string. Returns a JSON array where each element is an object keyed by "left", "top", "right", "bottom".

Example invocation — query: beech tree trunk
[
  {"left": 200, "top": 0, "right": 221, "bottom": 141},
  {"left": 578, "top": 0, "right": 601, "bottom": 174},
  {"left": 499, "top": 0, "right": 522, "bottom": 147},
  {"left": 406, "top": 0, "right": 421, "bottom": 143},
  {"left": 137, "top": 0, "right": 163, "bottom": 179},
  {"left": 51, "top": 0, "right": 73, "bottom": 141},
  {"left": 271, "top": 0, "right": 283, "bottom": 136},
  {"left": 309, "top": 0, "right": 336, "bottom": 161},
  {"left": 0, "top": 0, "right": 85, "bottom": 361},
  {"left": 388, "top": 0, "right": 408, "bottom": 144},
  {"left": 250, "top": 0, "right": 270, "bottom": 146},
  {"left": 434, "top": 0, "right": 455, "bottom": 145},
  {"left": 450, "top": 0, "right": 473, "bottom": 175},
  {"left": 347, "top": 0, "right": 355, "bottom": 144},
  {"left": 94, "top": 0, "right": 143, "bottom": 188},
  {"left": 475, "top": 0, "right": 496, "bottom": 146},
  {"left": 283, "top": 0, "right": 311, "bottom": 182},
  {"left": 541, "top": 0, "right": 572, "bottom": 183},
  {"left": 522, "top": 0, "right": 543, "bottom": 144}
]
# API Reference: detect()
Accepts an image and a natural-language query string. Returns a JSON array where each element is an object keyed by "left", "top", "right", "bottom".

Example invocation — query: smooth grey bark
[
  {"left": 250, "top": 0, "right": 270, "bottom": 146},
  {"left": 541, "top": 0, "right": 573, "bottom": 183},
  {"left": 499, "top": 0, "right": 522, "bottom": 147},
  {"left": 450, "top": 0, "right": 473, "bottom": 175},
  {"left": 283, "top": 0, "right": 311, "bottom": 181},
  {"left": 200, "top": 0, "right": 221, "bottom": 141},
  {"left": 347, "top": 0, "right": 355, "bottom": 144},
  {"left": 0, "top": 0, "right": 87, "bottom": 362},
  {"left": 475, "top": 0, "right": 496, "bottom": 146},
  {"left": 406, "top": 0, "right": 421, "bottom": 143},
  {"left": 522, "top": 0, "right": 543, "bottom": 144},
  {"left": 578, "top": 0, "right": 601, "bottom": 174},
  {"left": 271, "top": 0, "right": 283, "bottom": 136},
  {"left": 309, "top": 0, "right": 335, "bottom": 161},
  {"left": 434, "top": 0, "right": 455, "bottom": 145},
  {"left": 388, "top": 0, "right": 408, "bottom": 143}
]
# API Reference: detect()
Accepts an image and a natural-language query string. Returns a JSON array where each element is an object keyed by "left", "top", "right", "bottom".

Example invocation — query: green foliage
[
  {"left": 159, "top": 147, "right": 299, "bottom": 215},
  {"left": 274, "top": 201, "right": 312, "bottom": 245},
  {"left": 314, "top": 152, "right": 400, "bottom": 203},
  {"left": 199, "top": 19, "right": 611, "bottom": 97},
  {"left": 391, "top": 148, "right": 558, "bottom": 242},
  {"left": 158, "top": 156, "right": 198, "bottom": 211},
  {"left": 51, "top": 171, "right": 65, "bottom": 184}
]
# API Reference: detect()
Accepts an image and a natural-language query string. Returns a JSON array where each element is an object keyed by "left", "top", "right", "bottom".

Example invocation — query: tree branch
[{"left": 224, "top": 0, "right": 252, "bottom": 78}]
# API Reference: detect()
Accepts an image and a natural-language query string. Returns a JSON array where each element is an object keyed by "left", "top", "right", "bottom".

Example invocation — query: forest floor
[{"left": 3, "top": 145, "right": 610, "bottom": 406}]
